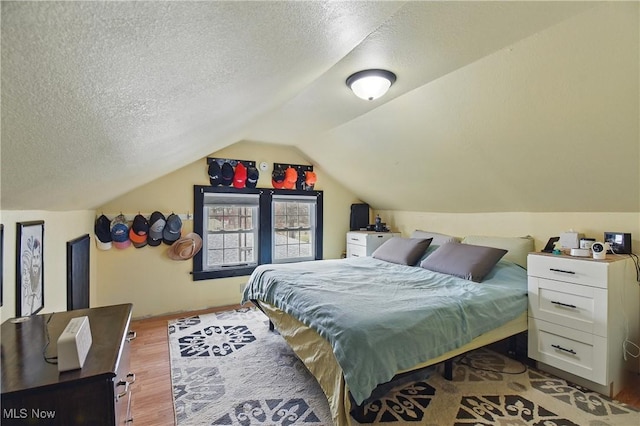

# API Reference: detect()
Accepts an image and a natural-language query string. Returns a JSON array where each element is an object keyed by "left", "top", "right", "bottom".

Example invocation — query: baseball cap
[
  {"left": 305, "top": 171, "right": 317, "bottom": 189},
  {"left": 129, "top": 214, "right": 149, "bottom": 248},
  {"left": 94, "top": 214, "right": 112, "bottom": 250},
  {"left": 284, "top": 166, "right": 297, "bottom": 189},
  {"left": 148, "top": 211, "right": 166, "bottom": 247},
  {"left": 272, "top": 167, "right": 285, "bottom": 189},
  {"left": 233, "top": 162, "right": 247, "bottom": 188},
  {"left": 246, "top": 165, "right": 259, "bottom": 188},
  {"left": 221, "top": 162, "right": 234, "bottom": 186},
  {"left": 110, "top": 214, "right": 131, "bottom": 249},
  {"left": 163, "top": 213, "right": 182, "bottom": 245},
  {"left": 208, "top": 161, "right": 221, "bottom": 186}
]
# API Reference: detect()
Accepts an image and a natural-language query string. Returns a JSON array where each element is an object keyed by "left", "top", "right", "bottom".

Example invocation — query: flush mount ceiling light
[{"left": 346, "top": 69, "right": 397, "bottom": 101}]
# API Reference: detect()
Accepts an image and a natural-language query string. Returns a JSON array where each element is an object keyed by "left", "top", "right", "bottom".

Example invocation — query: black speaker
[{"left": 350, "top": 203, "right": 370, "bottom": 231}]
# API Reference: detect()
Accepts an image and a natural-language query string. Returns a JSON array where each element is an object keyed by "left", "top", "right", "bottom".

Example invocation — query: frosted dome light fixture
[{"left": 346, "top": 69, "right": 396, "bottom": 101}]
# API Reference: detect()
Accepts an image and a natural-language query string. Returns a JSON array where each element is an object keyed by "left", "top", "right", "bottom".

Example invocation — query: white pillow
[
  {"left": 410, "top": 230, "right": 458, "bottom": 246},
  {"left": 461, "top": 235, "right": 534, "bottom": 269}
]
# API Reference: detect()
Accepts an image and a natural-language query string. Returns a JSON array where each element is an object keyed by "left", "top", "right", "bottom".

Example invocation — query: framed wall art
[{"left": 16, "top": 221, "right": 44, "bottom": 317}]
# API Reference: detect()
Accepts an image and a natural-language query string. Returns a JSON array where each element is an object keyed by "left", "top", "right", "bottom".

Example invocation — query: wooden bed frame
[{"left": 255, "top": 300, "right": 528, "bottom": 426}]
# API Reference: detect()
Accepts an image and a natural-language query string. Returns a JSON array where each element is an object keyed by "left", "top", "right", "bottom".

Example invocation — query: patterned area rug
[{"left": 168, "top": 307, "right": 639, "bottom": 425}]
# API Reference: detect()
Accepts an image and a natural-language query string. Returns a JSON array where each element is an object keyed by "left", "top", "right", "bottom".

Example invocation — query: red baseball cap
[
  {"left": 233, "top": 162, "right": 247, "bottom": 188},
  {"left": 305, "top": 171, "right": 317, "bottom": 188},
  {"left": 284, "top": 166, "right": 297, "bottom": 189}
]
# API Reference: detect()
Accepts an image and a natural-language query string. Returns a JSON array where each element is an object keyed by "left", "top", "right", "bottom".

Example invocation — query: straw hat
[{"left": 167, "top": 232, "right": 203, "bottom": 260}]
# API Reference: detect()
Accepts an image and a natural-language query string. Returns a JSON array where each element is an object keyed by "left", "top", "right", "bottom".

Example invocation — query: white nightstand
[
  {"left": 346, "top": 231, "right": 400, "bottom": 258},
  {"left": 527, "top": 252, "right": 639, "bottom": 397}
]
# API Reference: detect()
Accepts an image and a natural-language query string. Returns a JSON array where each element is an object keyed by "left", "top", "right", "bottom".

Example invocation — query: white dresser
[
  {"left": 527, "top": 253, "right": 639, "bottom": 397},
  {"left": 346, "top": 231, "right": 399, "bottom": 258}
]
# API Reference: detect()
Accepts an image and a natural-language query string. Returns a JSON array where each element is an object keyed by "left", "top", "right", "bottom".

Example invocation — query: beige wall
[
  {"left": 0, "top": 210, "right": 97, "bottom": 323},
  {"left": 376, "top": 210, "right": 640, "bottom": 254},
  {"left": 97, "top": 141, "right": 361, "bottom": 318},
  {"left": 378, "top": 211, "right": 640, "bottom": 299}
]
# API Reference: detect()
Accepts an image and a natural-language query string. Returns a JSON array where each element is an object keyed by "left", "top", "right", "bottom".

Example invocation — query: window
[
  {"left": 272, "top": 195, "right": 317, "bottom": 263},
  {"left": 203, "top": 192, "right": 259, "bottom": 270},
  {"left": 192, "top": 186, "right": 322, "bottom": 280}
]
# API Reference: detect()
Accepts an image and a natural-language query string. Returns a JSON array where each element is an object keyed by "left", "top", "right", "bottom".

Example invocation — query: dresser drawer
[
  {"left": 347, "top": 244, "right": 367, "bottom": 258},
  {"left": 528, "top": 318, "right": 607, "bottom": 385},
  {"left": 528, "top": 255, "right": 608, "bottom": 288},
  {"left": 528, "top": 277, "right": 607, "bottom": 336},
  {"left": 347, "top": 232, "right": 369, "bottom": 246}
]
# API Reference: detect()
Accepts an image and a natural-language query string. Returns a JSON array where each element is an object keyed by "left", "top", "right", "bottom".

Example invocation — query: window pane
[
  {"left": 300, "top": 244, "right": 311, "bottom": 257},
  {"left": 299, "top": 215, "right": 310, "bottom": 228},
  {"left": 286, "top": 203, "right": 298, "bottom": 216},
  {"left": 287, "top": 215, "right": 299, "bottom": 228},
  {"left": 287, "top": 245, "right": 300, "bottom": 258},
  {"left": 224, "top": 248, "right": 239, "bottom": 264},
  {"left": 208, "top": 249, "right": 223, "bottom": 265},
  {"left": 274, "top": 202, "right": 286, "bottom": 215},
  {"left": 224, "top": 233, "right": 239, "bottom": 248},
  {"left": 274, "top": 214, "right": 287, "bottom": 229},
  {"left": 208, "top": 233, "right": 223, "bottom": 249}
]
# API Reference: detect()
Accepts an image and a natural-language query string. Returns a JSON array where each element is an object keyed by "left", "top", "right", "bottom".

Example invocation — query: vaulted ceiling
[{"left": 2, "top": 1, "right": 638, "bottom": 213}]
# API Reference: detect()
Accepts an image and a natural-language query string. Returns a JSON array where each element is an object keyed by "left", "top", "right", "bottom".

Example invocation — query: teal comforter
[{"left": 242, "top": 256, "right": 527, "bottom": 405}]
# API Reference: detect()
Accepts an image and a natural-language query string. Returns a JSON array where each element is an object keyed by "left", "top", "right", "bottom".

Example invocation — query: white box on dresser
[
  {"left": 346, "top": 231, "right": 400, "bottom": 258},
  {"left": 527, "top": 252, "right": 639, "bottom": 397}
]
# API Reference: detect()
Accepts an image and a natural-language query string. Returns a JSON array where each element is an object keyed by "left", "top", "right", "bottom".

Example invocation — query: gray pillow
[
  {"left": 419, "top": 242, "right": 507, "bottom": 282},
  {"left": 461, "top": 235, "right": 534, "bottom": 269},
  {"left": 372, "top": 237, "right": 433, "bottom": 266}
]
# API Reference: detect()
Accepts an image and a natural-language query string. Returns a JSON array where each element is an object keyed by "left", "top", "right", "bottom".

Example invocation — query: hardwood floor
[
  {"left": 129, "top": 305, "right": 640, "bottom": 426},
  {"left": 129, "top": 305, "right": 239, "bottom": 426}
]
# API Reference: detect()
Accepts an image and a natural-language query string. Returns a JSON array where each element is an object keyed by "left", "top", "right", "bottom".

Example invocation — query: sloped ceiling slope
[{"left": 2, "top": 2, "right": 637, "bottom": 213}]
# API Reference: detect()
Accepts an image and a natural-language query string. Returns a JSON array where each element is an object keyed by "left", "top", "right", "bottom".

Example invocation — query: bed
[{"left": 241, "top": 233, "right": 532, "bottom": 425}]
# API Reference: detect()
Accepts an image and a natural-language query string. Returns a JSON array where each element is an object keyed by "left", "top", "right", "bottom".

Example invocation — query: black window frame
[{"left": 192, "top": 185, "right": 323, "bottom": 281}]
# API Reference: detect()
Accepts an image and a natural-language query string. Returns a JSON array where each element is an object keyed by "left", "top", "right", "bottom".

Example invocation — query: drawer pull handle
[
  {"left": 116, "top": 380, "right": 130, "bottom": 400},
  {"left": 126, "top": 372, "right": 136, "bottom": 384},
  {"left": 551, "top": 301, "right": 577, "bottom": 309},
  {"left": 551, "top": 344, "right": 577, "bottom": 355},
  {"left": 351, "top": 254, "right": 359, "bottom": 257},
  {"left": 549, "top": 268, "right": 575, "bottom": 275}
]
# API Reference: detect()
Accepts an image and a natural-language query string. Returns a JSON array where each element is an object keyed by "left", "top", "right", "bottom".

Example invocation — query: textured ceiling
[{"left": 2, "top": 1, "right": 637, "bottom": 213}]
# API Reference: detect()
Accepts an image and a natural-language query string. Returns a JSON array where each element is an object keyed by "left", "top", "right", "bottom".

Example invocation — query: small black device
[
  {"left": 350, "top": 203, "right": 370, "bottom": 231},
  {"left": 542, "top": 237, "right": 560, "bottom": 253},
  {"left": 604, "top": 232, "right": 632, "bottom": 254}
]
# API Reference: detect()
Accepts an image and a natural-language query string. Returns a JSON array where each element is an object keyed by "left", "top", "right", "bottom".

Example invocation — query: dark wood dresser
[{"left": 1, "top": 304, "right": 135, "bottom": 425}]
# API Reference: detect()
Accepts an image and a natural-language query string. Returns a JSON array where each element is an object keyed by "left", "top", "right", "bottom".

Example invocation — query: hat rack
[
  {"left": 207, "top": 157, "right": 256, "bottom": 168},
  {"left": 100, "top": 212, "right": 192, "bottom": 222},
  {"left": 273, "top": 163, "right": 313, "bottom": 173}
]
